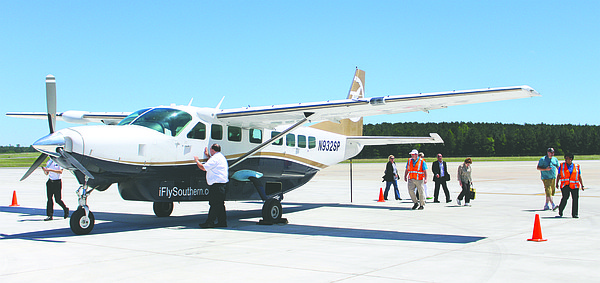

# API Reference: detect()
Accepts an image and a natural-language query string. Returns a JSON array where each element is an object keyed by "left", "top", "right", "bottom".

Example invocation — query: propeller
[
  {"left": 20, "top": 153, "right": 48, "bottom": 181},
  {"left": 46, "top": 75, "right": 56, "bottom": 133},
  {"left": 20, "top": 75, "right": 94, "bottom": 181}
]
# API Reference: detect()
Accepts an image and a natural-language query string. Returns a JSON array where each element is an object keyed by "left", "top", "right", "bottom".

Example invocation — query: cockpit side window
[
  {"left": 120, "top": 108, "right": 192, "bottom": 137},
  {"left": 187, "top": 122, "right": 206, "bottom": 140},
  {"left": 211, "top": 124, "right": 223, "bottom": 140}
]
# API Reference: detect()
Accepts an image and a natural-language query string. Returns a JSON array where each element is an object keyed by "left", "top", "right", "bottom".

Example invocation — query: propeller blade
[
  {"left": 58, "top": 148, "right": 95, "bottom": 179},
  {"left": 46, "top": 75, "right": 57, "bottom": 134},
  {"left": 20, "top": 153, "right": 48, "bottom": 181}
]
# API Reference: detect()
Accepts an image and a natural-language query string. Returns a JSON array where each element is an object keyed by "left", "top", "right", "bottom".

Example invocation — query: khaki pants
[{"left": 408, "top": 179, "right": 425, "bottom": 206}]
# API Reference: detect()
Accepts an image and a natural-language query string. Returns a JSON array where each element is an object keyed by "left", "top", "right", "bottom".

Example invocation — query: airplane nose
[{"left": 33, "top": 132, "right": 65, "bottom": 157}]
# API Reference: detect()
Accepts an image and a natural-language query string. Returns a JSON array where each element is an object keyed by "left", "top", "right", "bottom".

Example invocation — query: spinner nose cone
[{"left": 33, "top": 132, "right": 65, "bottom": 157}]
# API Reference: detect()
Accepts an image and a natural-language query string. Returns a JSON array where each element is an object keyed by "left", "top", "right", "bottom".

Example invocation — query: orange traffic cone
[
  {"left": 527, "top": 214, "right": 547, "bottom": 242},
  {"left": 377, "top": 188, "right": 385, "bottom": 202},
  {"left": 9, "top": 190, "right": 19, "bottom": 207}
]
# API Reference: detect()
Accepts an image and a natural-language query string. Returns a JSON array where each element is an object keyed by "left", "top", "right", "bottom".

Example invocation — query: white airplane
[{"left": 7, "top": 69, "right": 540, "bottom": 234}]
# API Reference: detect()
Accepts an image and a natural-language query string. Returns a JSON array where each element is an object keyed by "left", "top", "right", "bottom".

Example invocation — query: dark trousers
[
  {"left": 558, "top": 185, "right": 579, "bottom": 217},
  {"left": 46, "top": 179, "right": 67, "bottom": 217},
  {"left": 434, "top": 180, "right": 450, "bottom": 202},
  {"left": 457, "top": 181, "right": 471, "bottom": 204},
  {"left": 206, "top": 183, "right": 227, "bottom": 224},
  {"left": 384, "top": 180, "right": 401, "bottom": 200}
]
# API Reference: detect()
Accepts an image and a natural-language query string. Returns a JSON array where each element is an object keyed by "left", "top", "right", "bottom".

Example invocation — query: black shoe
[
  {"left": 215, "top": 222, "right": 228, "bottom": 228},
  {"left": 64, "top": 208, "right": 69, "bottom": 219},
  {"left": 384, "top": 198, "right": 388, "bottom": 200},
  {"left": 558, "top": 211, "right": 563, "bottom": 217},
  {"left": 573, "top": 215, "right": 579, "bottom": 218},
  {"left": 44, "top": 216, "right": 53, "bottom": 221},
  {"left": 433, "top": 200, "right": 440, "bottom": 203},
  {"left": 199, "top": 222, "right": 215, "bottom": 228},
  {"left": 412, "top": 203, "right": 419, "bottom": 210},
  {"left": 418, "top": 206, "right": 424, "bottom": 210},
  {"left": 446, "top": 199, "right": 452, "bottom": 203}
]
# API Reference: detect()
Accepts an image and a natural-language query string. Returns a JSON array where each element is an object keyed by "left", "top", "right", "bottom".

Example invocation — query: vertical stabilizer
[{"left": 310, "top": 68, "right": 364, "bottom": 136}]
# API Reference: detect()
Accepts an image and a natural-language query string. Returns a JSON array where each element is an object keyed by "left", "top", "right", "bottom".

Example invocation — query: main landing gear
[
  {"left": 69, "top": 182, "right": 95, "bottom": 235},
  {"left": 259, "top": 197, "right": 288, "bottom": 225},
  {"left": 153, "top": 202, "right": 174, "bottom": 217}
]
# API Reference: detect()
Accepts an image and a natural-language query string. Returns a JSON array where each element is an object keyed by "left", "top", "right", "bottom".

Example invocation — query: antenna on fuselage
[
  {"left": 187, "top": 98, "right": 194, "bottom": 106},
  {"left": 215, "top": 96, "right": 225, "bottom": 110}
]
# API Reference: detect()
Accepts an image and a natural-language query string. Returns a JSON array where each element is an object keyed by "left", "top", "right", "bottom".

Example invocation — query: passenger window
[
  {"left": 228, "top": 126, "right": 242, "bottom": 142},
  {"left": 271, "top": 131, "right": 283, "bottom": 146},
  {"left": 249, "top": 129, "right": 262, "bottom": 144},
  {"left": 298, "top": 135, "right": 306, "bottom": 148},
  {"left": 286, "top": 134, "right": 295, "bottom": 147},
  {"left": 309, "top": 136, "right": 316, "bottom": 149},
  {"left": 187, "top": 122, "right": 206, "bottom": 140},
  {"left": 211, "top": 124, "right": 223, "bottom": 140}
]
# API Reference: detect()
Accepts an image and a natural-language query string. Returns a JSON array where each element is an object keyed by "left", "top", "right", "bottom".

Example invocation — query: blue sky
[{"left": 1, "top": 1, "right": 598, "bottom": 146}]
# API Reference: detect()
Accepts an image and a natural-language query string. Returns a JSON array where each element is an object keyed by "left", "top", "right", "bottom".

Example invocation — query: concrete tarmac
[{"left": 1, "top": 160, "right": 599, "bottom": 282}]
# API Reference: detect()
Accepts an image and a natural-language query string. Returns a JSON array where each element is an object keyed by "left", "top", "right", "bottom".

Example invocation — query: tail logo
[{"left": 348, "top": 69, "right": 365, "bottom": 100}]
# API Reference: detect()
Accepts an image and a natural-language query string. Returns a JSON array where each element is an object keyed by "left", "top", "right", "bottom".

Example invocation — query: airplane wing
[
  {"left": 6, "top": 111, "right": 130, "bottom": 125},
  {"left": 216, "top": 85, "right": 540, "bottom": 129}
]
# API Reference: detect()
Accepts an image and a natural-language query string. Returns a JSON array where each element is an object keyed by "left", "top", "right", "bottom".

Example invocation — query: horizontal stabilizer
[{"left": 346, "top": 133, "right": 443, "bottom": 146}]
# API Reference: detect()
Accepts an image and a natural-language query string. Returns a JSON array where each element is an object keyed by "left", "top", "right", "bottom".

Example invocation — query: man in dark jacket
[
  {"left": 432, "top": 153, "right": 451, "bottom": 203},
  {"left": 383, "top": 155, "right": 401, "bottom": 200}
]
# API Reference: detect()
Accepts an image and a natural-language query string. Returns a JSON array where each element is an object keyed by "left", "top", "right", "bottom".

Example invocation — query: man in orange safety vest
[
  {"left": 555, "top": 153, "right": 585, "bottom": 218},
  {"left": 404, "top": 149, "right": 428, "bottom": 210}
]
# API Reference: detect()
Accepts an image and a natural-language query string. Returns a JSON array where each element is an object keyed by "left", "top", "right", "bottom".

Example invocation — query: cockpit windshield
[{"left": 118, "top": 108, "right": 192, "bottom": 136}]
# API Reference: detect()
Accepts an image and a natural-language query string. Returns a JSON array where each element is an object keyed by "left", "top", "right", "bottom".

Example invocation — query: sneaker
[
  {"left": 426, "top": 197, "right": 433, "bottom": 200},
  {"left": 543, "top": 205, "right": 549, "bottom": 210},
  {"left": 552, "top": 204, "right": 558, "bottom": 211},
  {"left": 457, "top": 199, "right": 462, "bottom": 206},
  {"left": 412, "top": 203, "right": 419, "bottom": 210}
]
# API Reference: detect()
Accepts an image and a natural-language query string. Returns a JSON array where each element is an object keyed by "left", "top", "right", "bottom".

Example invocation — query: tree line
[
  {"left": 0, "top": 145, "right": 36, "bottom": 154},
  {"left": 356, "top": 122, "right": 600, "bottom": 158}
]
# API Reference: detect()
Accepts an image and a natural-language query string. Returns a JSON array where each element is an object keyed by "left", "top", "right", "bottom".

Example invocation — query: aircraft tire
[
  {"left": 70, "top": 208, "right": 95, "bottom": 235},
  {"left": 262, "top": 198, "right": 282, "bottom": 223},
  {"left": 153, "top": 202, "right": 174, "bottom": 217}
]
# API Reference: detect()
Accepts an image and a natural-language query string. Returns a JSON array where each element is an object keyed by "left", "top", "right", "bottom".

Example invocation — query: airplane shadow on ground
[{"left": 0, "top": 203, "right": 485, "bottom": 244}]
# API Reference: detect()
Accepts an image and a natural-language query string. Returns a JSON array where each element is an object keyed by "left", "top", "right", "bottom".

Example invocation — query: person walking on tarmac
[
  {"left": 195, "top": 143, "right": 229, "bottom": 228},
  {"left": 555, "top": 153, "right": 585, "bottom": 218},
  {"left": 457, "top": 158, "right": 473, "bottom": 206},
  {"left": 404, "top": 149, "right": 427, "bottom": 210},
  {"left": 42, "top": 159, "right": 69, "bottom": 221},
  {"left": 383, "top": 155, "right": 401, "bottom": 200},
  {"left": 537, "top": 147, "right": 559, "bottom": 210},
  {"left": 432, "top": 153, "right": 451, "bottom": 203}
]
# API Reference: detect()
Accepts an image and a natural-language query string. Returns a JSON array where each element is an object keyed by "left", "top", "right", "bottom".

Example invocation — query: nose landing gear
[{"left": 69, "top": 182, "right": 96, "bottom": 235}]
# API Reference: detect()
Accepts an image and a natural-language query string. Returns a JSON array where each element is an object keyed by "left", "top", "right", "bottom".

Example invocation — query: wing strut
[{"left": 229, "top": 112, "right": 314, "bottom": 169}]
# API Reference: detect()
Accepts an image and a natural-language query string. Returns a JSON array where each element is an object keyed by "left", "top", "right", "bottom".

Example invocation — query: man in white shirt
[
  {"left": 194, "top": 144, "right": 229, "bottom": 228},
  {"left": 42, "top": 159, "right": 69, "bottom": 221}
]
